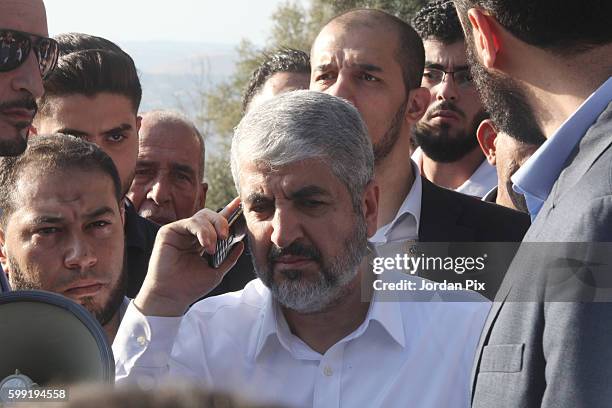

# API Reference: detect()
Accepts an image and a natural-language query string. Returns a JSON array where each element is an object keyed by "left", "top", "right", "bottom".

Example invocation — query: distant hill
[{"left": 119, "top": 41, "right": 239, "bottom": 117}]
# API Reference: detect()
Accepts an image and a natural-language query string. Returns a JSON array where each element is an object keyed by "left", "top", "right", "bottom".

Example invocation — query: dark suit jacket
[
  {"left": 419, "top": 177, "right": 530, "bottom": 242},
  {"left": 471, "top": 103, "right": 612, "bottom": 408},
  {"left": 410, "top": 178, "right": 530, "bottom": 300},
  {"left": 125, "top": 201, "right": 160, "bottom": 298}
]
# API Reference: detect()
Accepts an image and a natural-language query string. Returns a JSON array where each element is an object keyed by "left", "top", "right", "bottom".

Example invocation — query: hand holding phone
[{"left": 204, "top": 205, "right": 246, "bottom": 268}]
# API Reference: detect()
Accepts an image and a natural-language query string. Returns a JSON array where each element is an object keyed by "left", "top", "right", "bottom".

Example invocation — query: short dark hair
[
  {"left": 54, "top": 32, "right": 125, "bottom": 55},
  {"left": 328, "top": 9, "right": 425, "bottom": 93},
  {"left": 412, "top": 0, "right": 463, "bottom": 43},
  {"left": 39, "top": 48, "right": 142, "bottom": 115},
  {"left": 242, "top": 48, "right": 311, "bottom": 112},
  {"left": 0, "top": 134, "right": 122, "bottom": 227},
  {"left": 454, "top": 0, "right": 612, "bottom": 54}
]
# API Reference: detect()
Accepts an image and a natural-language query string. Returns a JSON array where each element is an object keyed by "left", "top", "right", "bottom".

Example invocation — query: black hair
[
  {"left": 454, "top": 0, "right": 612, "bottom": 55},
  {"left": 54, "top": 32, "right": 125, "bottom": 56},
  {"left": 0, "top": 134, "right": 122, "bottom": 227},
  {"left": 412, "top": 0, "right": 463, "bottom": 44},
  {"left": 39, "top": 48, "right": 142, "bottom": 115},
  {"left": 242, "top": 48, "right": 311, "bottom": 112}
]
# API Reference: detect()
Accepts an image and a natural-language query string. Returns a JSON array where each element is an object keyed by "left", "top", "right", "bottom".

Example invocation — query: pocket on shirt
[{"left": 480, "top": 343, "right": 524, "bottom": 373}]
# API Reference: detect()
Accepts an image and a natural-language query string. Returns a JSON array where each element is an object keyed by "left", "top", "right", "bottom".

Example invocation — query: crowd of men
[{"left": 0, "top": 0, "right": 611, "bottom": 407}]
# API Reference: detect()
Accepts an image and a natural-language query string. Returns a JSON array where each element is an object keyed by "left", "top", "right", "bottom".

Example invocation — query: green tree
[{"left": 200, "top": 0, "right": 426, "bottom": 210}]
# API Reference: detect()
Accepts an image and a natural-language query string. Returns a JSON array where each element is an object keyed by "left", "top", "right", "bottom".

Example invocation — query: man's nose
[
  {"left": 147, "top": 176, "right": 171, "bottom": 205},
  {"left": 435, "top": 74, "right": 459, "bottom": 101},
  {"left": 270, "top": 208, "right": 303, "bottom": 249},
  {"left": 11, "top": 50, "right": 44, "bottom": 99},
  {"left": 64, "top": 237, "right": 97, "bottom": 271},
  {"left": 324, "top": 73, "right": 357, "bottom": 106}
]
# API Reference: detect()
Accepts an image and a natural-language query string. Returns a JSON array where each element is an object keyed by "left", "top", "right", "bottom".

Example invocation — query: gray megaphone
[{"left": 0, "top": 290, "right": 114, "bottom": 399}]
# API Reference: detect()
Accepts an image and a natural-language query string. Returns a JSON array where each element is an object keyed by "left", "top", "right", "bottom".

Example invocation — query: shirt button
[
  {"left": 136, "top": 335, "right": 147, "bottom": 346},
  {"left": 323, "top": 366, "right": 333, "bottom": 376}
]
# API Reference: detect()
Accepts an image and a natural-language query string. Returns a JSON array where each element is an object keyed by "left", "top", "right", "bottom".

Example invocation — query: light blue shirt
[{"left": 512, "top": 77, "right": 612, "bottom": 221}]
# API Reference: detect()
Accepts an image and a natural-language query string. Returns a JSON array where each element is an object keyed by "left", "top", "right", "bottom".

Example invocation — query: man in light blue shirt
[{"left": 454, "top": 0, "right": 612, "bottom": 406}]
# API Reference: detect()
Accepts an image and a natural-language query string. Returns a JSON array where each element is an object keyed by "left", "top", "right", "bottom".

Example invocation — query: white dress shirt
[
  {"left": 114, "top": 273, "right": 489, "bottom": 408},
  {"left": 412, "top": 147, "right": 497, "bottom": 198},
  {"left": 370, "top": 160, "right": 422, "bottom": 245}
]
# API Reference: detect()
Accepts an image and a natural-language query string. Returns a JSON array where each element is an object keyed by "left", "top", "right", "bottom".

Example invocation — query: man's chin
[{"left": 0, "top": 126, "right": 28, "bottom": 156}]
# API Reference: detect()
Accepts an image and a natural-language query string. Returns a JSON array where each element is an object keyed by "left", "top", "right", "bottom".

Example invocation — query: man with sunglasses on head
[
  {"left": 0, "top": 0, "right": 57, "bottom": 158},
  {"left": 411, "top": 0, "right": 494, "bottom": 198}
]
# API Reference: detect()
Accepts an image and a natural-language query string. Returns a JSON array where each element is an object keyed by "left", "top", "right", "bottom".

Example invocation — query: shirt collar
[
  {"left": 455, "top": 159, "right": 497, "bottom": 198},
  {"left": 251, "top": 281, "right": 407, "bottom": 361},
  {"left": 512, "top": 76, "right": 612, "bottom": 220},
  {"left": 370, "top": 160, "right": 422, "bottom": 244},
  {"left": 412, "top": 147, "right": 497, "bottom": 198}
]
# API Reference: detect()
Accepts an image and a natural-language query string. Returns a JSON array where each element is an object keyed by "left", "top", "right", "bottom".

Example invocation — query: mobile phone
[{"left": 203, "top": 205, "right": 246, "bottom": 268}]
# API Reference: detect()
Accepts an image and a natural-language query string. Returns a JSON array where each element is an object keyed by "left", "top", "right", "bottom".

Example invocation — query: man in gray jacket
[{"left": 453, "top": 0, "right": 612, "bottom": 406}]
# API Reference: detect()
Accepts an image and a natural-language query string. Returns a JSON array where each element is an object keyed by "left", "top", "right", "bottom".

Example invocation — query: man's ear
[
  {"left": 362, "top": 180, "right": 380, "bottom": 238},
  {"left": 467, "top": 8, "right": 500, "bottom": 68},
  {"left": 198, "top": 182, "right": 208, "bottom": 211},
  {"left": 405, "top": 87, "right": 430, "bottom": 124},
  {"left": 0, "top": 229, "right": 9, "bottom": 275},
  {"left": 29, "top": 125, "right": 38, "bottom": 136},
  {"left": 477, "top": 119, "right": 498, "bottom": 166},
  {"left": 136, "top": 115, "right": 142, "bottom": 134}
]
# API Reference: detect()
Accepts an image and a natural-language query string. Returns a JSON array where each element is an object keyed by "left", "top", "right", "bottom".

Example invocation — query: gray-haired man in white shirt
[{"left": 113, "top": 90, "right": 489, "bottom": 408}]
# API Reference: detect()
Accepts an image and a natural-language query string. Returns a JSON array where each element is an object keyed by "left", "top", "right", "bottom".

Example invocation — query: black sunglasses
[{"left": 0, "top": 28, "right": 59, "bottom": 79}]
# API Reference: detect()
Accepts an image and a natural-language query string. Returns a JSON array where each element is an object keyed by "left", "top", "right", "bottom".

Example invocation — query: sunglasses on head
[{"left": 0, "top": 28, "right": 59, "bottom": 79}]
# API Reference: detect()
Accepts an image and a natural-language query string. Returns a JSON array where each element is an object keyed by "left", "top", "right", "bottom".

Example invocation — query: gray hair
[
  {"left": 140, "top": 110, "right": 206, "bottom": 182},
  {"left": 231, "top": 90, "right": 374, "bottom": 209}
]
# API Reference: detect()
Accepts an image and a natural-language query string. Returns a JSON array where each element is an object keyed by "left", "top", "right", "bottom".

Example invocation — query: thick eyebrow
[
  {"left": 135, "top": 160, "right": 157, "bottom": 168},
  {"left": 85, "top": 206, "right": 116, "bottom": 220},
  {"left": 102, "top": 123, "right": 133, "bottom": 136},
  {"left": 289, "top": 185, "right": 331, "bottom": 200},
  {"left": 56, "top": 128, "right": 89, "bottom": 138},
  {"left": 244, "top": 192, "right": 272, "bottom": 206},
  {"left": 170, "top": 163, "right": 196, "bottom": 177},
  {"left": 28, "top": 207, "right": 115, "bottom": 226},
  {"left": 425, "top": 62, "right": 470, "bottom": 71},
  {"left": 30, "top": 215, "right": 64, "bottom": 225},
  {"left": 315, "top": 62, "right": 383, "bottom": 73}
]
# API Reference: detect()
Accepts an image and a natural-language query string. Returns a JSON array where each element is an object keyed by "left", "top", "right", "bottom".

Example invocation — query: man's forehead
[
  {"left": 0, "top": 0, "right": 48, "bottom": 37},
  {"left": 424, "top": 40, "right": 468, "bottom": 66},
  {"left": 312, "top": 25, "right": 398, "bottom": 67},
  {"left": 140, "top": 124, "right": 201, "bottom": 163},
  {"left": 238, "top": 158, "right": 337, "bottom": 195}
]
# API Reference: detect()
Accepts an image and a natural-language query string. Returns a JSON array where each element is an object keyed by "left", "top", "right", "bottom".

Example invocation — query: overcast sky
[{"left": 45, "top": 0, "right": 297, "bottom": 45}]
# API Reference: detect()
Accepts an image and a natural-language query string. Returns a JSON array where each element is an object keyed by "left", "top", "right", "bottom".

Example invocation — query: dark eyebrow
[
  {"left": 355, "top": 63, "right": 383, "bottom": 72},
  {"left": 425, "top": 62, "right": 470, "bottom": 71},
  {"left": 84, "top": 206, "right": 116, "bottom": 220},
  {"left": 135, "top": 160, "right": 157, "bottom": 168},
  {"left": 56, "top": 128, "right": 89, "bottom": 138},
  {"left": 315, "top": 62, "right": 335, "bottom": 72},
  {"left": 244, "top": 192, "right": 272, "bottom": 206},
  {"left": 30, "top": 215, "right": 63, "bottom": 225},
  {"left": 102, "top": 124, "right": 132, "bottom": 135},
  {"left": 289, "top": 185, "right": 331, "bottom": 200},
  {"left": 315, "top": 62, "right": 383, "bottom": 73},
  {"left": 170, "top": 163, "right": 196, "bottom": 177}
]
